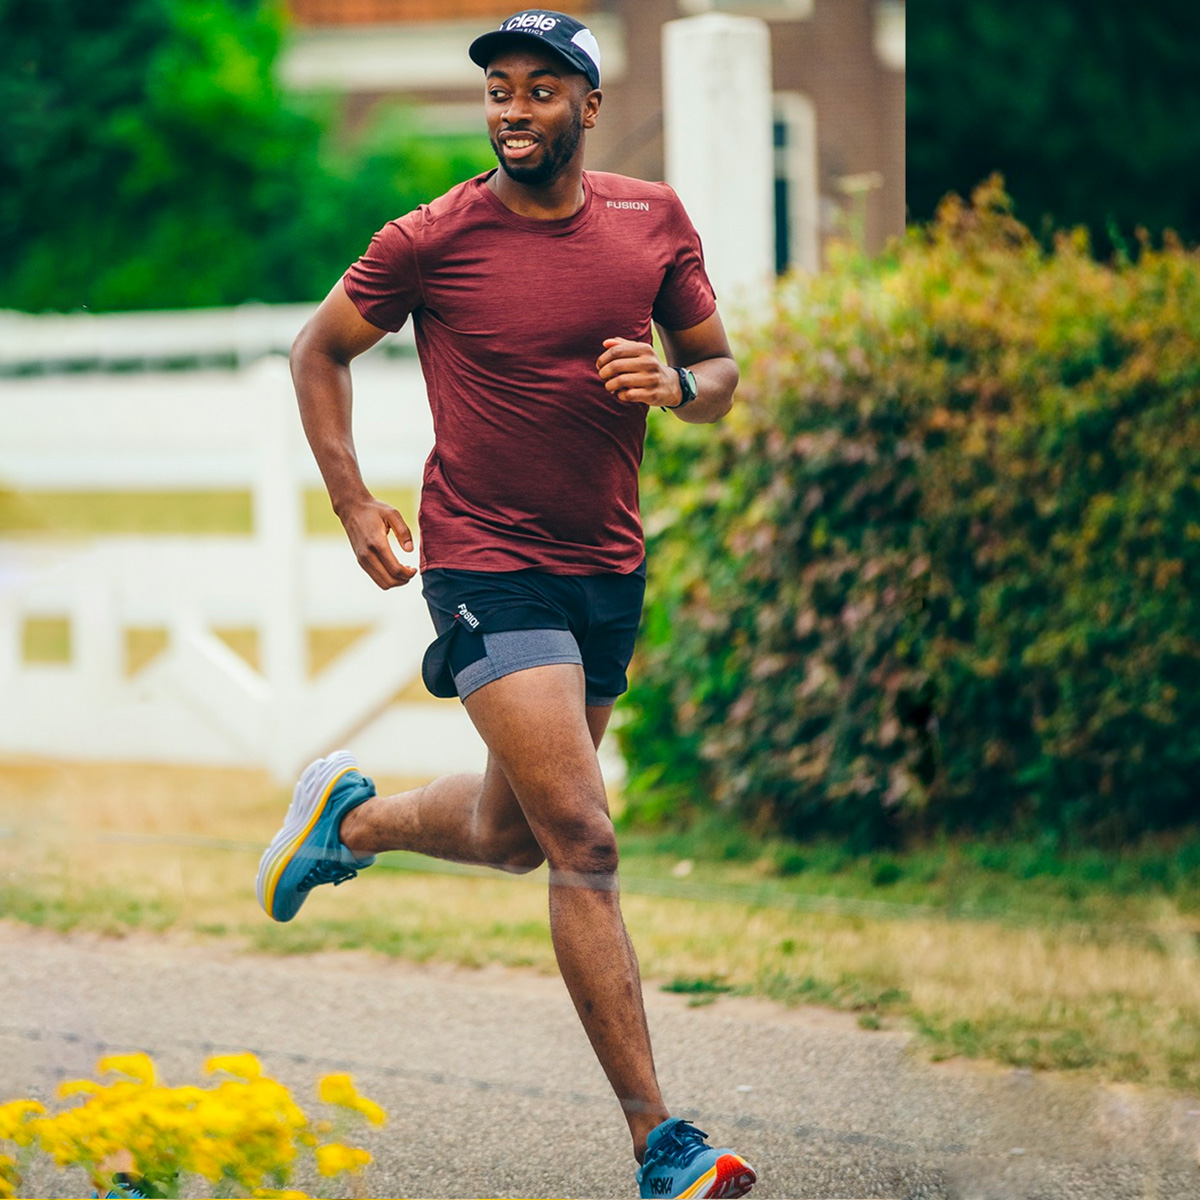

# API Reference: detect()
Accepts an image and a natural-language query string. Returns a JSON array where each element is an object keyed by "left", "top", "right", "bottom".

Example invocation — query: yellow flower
[
  {"left": 96, "top": 1054, "right": 156, "bottom": 1085},
  {"left": 57, "top": 1079, "right": 103, "bottom": 1100},
  {"left": 353, "top": 1097, "right": 387, "bottom": 1127},
  {"left": 204, "top": 1053, "right": 263, "bottom": 1081},
  {"left": 315, "top": 1142, "right": 371, "bottom": 1177},
  {"left": 317, "top": 1073, "right": 357, "bottom": 1107},
  {"left": 316, "top": 1074, "right": 387, "bottom": 1124},
  {"left": 0, "top": 1152, "right": 19, "bottom": 1200},
  {"left": 0, "top": 1099, "right": 46, "bottom": 1143},
  {"left": 252, "top": 1190, "right": 310, "bottom": 1199}
]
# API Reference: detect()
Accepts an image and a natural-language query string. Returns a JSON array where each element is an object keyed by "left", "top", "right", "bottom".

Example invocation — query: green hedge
[{"left": 619, "top": 180, "right": 1200, "bottom": 846}]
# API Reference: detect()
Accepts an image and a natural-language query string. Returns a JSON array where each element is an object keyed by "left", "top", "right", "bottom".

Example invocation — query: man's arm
[
  {"left": 291, "top": 282, "right": 417, "bottom": 589},
  {"left": 595, "top": 311, "right": 738, "bottom": 424}
]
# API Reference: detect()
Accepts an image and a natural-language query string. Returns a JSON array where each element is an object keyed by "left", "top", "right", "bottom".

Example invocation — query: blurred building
[{"left": 281, "top": 0, "right": 905, "bottom": 267}]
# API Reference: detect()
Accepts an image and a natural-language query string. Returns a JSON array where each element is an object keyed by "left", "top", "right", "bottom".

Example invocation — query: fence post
[
  {"left": 662, "top": 13, "right": 775, "bottom": 316},
  {"left": 253, "top": 355, "right": 309, "bottom": 784}
]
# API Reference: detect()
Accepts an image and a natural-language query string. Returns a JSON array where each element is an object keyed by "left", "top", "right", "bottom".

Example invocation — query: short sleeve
[
  {"left": 342, "top": 215, "right": 425, "bottom": 333},
  {"left": 651, "top": 189, "right": 718, "bottom": 331}
]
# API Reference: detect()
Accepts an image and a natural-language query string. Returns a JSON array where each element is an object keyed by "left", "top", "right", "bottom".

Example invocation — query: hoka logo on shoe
[
  {"left": 456, "top": 604, "right": 480, "bottom": 629},
  {"left": 648, "top": 1178, "right": 674, "bottom": 1196}
]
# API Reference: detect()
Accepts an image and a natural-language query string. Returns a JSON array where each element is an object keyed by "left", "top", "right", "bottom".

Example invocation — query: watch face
[{"left": 681, "top": 369, "right": 698, "bottom": 402}]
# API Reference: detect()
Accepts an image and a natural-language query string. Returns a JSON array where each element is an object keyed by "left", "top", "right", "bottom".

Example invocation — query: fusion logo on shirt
[{"left": 606, "top": 200, "right": 651, "bottom": 212}]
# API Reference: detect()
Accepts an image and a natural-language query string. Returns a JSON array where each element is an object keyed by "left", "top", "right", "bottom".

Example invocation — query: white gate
[{"left": 0, "top": 349, "right": 485, "bottom": 783}]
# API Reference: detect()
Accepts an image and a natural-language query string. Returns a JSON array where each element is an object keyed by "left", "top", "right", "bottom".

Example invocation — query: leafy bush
[{"left": 620, "top": 179, "right": 1200, "bottom": 846}]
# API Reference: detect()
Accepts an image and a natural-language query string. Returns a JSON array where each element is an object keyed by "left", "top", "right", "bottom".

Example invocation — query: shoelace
[
  {"left": 651, "top": 1121, "right": 711, "bottom": 1169},
  {"left": 297, "top": 861, "right": 359, "bottom": 893}
]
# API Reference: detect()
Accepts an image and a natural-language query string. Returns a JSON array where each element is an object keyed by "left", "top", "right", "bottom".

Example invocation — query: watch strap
[{"left": 672, "top": 367, "right": 699, "bottom": 410}]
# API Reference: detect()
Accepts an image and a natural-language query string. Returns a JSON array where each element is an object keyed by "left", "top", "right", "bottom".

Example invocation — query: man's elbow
[
  {"left": 291, "top": 319, "right": 346, "bottom": 378},
  {"left": 707, "top": 358, "right": 738, "bottom": 422}
]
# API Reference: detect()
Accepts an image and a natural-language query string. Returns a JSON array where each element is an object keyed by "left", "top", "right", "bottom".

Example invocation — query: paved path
[{"left": 1, "top": 925, "right": 1197, "bottom": 1199}]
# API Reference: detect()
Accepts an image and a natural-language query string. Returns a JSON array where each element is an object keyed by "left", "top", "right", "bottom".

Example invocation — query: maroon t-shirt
[{"left": 342, "top": 170, "right": 717, "bottom": 575}]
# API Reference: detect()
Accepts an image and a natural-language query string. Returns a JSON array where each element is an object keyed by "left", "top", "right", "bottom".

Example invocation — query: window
[{"left": 773, "top": 93, "right": 819, "bottom": 274}]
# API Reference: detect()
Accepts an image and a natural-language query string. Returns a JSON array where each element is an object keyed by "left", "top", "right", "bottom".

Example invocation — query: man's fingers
[
  {"left": 384, "top": 506, "right": 415, "bottom": 554},
  {"left": 604, "top": 370, "right": 658, "bottom": 392},
  {"left": 349, "top": 507, "right": 416, "bottom": 588},
  {"left": 358, "top": 542, "right": 416, "bottom": 589},
  {"left": 613, "top": 388, "right": 658, "bottom": 405},
  {"left": 599, "top": 360, "right": 657, "bottom": 387},
  {"left": 596, "top": 339, "right": 651, "bottom": 370}
]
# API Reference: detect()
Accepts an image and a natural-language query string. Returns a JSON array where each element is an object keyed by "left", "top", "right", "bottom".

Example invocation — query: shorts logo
[
  {"left": 503, "top": 12, "right": 559, "bottom": 32},
  {"left": 607, "top": 200, "right": 651, "bottom": 212},
  {"left": 456, "top": 604, "right": 480, "bottom": 629}
]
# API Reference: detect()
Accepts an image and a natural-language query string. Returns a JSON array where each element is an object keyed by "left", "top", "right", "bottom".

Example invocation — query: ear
[{"left": 583, "top": 88, "right": 602, "bottom": 130}]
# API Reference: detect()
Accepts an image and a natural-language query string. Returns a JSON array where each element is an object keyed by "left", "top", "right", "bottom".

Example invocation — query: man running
[{"left": 257, "top": 11, "right": 755, "bottom": 1198}]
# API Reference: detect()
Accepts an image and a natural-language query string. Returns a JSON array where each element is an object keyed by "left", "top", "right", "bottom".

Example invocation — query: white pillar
[{"left": 663, "top": 14, "right": 775, "bottom": 316}]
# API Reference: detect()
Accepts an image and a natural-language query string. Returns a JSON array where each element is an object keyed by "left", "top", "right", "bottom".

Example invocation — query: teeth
[{"left": 506, "top": 138, "right": 534, "bottom": 149}]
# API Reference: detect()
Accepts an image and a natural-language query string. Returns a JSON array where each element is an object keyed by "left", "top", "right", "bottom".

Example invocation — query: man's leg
[
  {"left": 455, "top": 662, "right": 671, "bottom": 1161},
  {"left": 280, "top": 665, "right": 670, "bottom": 1158},
  {"left": 338, "top": 704, "right": 613, "bottom": 874}
]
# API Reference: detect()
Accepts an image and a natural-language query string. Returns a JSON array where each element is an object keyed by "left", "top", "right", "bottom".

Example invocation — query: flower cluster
[{"left": 0, "top": 1053, "right": 386, "bottom": 1199}]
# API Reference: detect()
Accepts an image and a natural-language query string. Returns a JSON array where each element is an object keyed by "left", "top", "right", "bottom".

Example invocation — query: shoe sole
[
  {"left": 679, "top": 1155, "right": 756, "bottom": 1199},
  {"left": 256, "top": 751, "right": 360, "bottom": 921}
]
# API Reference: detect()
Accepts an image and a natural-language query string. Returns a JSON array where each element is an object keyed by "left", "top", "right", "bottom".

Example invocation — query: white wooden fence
[{"left": 0, "top": 319, "right": 624, "bottom": 785}]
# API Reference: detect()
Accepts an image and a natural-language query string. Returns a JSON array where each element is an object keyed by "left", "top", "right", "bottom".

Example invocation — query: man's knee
[{"left": 541, "top": 813, "right": 620, "bottom": 878}]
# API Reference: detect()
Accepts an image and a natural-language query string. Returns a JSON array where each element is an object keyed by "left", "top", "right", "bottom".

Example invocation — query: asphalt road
[{"left": 1, "top": 925, "right": 1197, "bottom": 1200}]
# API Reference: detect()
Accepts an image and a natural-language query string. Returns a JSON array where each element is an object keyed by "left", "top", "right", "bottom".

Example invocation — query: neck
[{"left": 489, "top": 160, "right": 587, "bottom": 220}]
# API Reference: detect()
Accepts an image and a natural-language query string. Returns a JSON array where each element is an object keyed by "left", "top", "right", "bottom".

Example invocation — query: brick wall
[{"left": 289, "top": 0, "right": 589, "bottom": 25}]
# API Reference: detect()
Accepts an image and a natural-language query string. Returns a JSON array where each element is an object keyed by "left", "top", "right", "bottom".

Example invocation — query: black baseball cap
[{"left": 469, "top": 10, "right": 602, "bottom": 90}]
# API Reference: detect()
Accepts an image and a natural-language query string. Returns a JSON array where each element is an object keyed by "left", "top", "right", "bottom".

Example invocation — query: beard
[{"left": 491, "top": 105, "right": 584, "bottom": 187}]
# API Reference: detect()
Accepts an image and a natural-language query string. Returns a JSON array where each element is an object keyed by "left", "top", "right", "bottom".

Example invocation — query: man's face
[{"left": 485, "top": 45, "right": 598, "bottom": 187}]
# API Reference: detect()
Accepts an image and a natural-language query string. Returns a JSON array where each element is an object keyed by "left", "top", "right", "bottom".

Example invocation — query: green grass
[{"left": 615, "top": 813, "right": 1200, "bottom": 932}]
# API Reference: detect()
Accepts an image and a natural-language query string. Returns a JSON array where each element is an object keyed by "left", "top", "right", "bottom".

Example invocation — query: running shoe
[
  {"left": 636, "top": 1118, "right": 756, "bottom": 1199},
  {"left": 94, "top": 1173, "right": 150, "bottom": 1198},
  {"left": 256, "top": 751, "right": 377, "bottom": 922}
]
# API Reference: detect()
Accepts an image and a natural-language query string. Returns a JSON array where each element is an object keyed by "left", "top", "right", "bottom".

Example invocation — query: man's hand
[
  {"left": 596, "top": 338, "right": 682, "bottom": 408},
  {"left": 338, "top": 496, "right": 417, "bottom": 589}
]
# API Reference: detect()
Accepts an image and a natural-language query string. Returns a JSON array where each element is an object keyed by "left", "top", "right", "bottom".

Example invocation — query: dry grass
[
  {"left": 2, "top": 758, "right": 1198, "bottom": 1092},
  {"left": 0, "top": 486, "right": 416, "bottom": 537}
]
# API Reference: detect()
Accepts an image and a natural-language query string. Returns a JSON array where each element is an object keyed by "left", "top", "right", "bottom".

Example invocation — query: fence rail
[{"left": 0, "top": 303, "right": 416, "bottom": 375}]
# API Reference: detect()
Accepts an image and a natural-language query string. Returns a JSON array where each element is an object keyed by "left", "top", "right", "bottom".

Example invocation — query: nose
[{"left": 503, "top": 94, "right": 532, "bottom": 125}]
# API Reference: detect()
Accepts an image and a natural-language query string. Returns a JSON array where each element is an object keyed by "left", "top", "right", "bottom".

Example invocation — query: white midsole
[{"left": 255, "top": 751, "right": 359, "bottom": 911}]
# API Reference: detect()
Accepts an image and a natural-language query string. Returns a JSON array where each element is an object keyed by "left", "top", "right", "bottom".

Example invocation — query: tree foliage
[
  {"left": 620, "top": 180, "right": 1200, "bottom": 846},
  {"left": 0, "top": 0, "right": 493, "bottom": 311},
  {"left": 907, "top": 0, "right": 1200, "bottom": 252}
]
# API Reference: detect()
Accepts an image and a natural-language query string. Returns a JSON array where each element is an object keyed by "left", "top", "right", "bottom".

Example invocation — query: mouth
[{"left": 500, "top": 132, "right": 540, "bottom": 160}]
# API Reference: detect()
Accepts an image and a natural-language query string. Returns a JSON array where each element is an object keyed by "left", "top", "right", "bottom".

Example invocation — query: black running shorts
[{"left": 420, "top": 561, "right": 646, "bottom": 707}]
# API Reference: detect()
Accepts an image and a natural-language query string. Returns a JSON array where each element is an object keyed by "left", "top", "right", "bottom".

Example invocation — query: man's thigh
[
  {"left": 465, "top": 665, "right": 613, "bottom": 846},
  {"left": 475, "top": 699, "right": 613, "bottom": 827}
]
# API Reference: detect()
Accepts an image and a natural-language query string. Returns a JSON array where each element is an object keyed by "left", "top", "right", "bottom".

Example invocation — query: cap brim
[{"left": 468, "top": 30, "right": 598, "bottom": 88}]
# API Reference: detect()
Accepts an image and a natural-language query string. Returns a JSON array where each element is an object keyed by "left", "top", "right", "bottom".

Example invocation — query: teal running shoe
[
  {"left": 257, "top": 751, "right": 377, "bottom": 922},
  {"left": 94, "top": 1173, "right": 151, "bottom": 1198},
  {"left": 637, "top": 1118, "right": 756, "bottom": 1199}
]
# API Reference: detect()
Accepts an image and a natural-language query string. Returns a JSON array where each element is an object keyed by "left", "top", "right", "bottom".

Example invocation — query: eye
[
  {"left": 488, "top": 89, "right": 508, "bottom": 102},
  {"left": 532, "top": 87, "right": 554, "bottom": 100}
]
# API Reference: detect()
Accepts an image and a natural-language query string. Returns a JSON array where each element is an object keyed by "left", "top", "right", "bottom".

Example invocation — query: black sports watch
[{"left": 669, "top": 367, "right": 699, "bottom": 410}]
